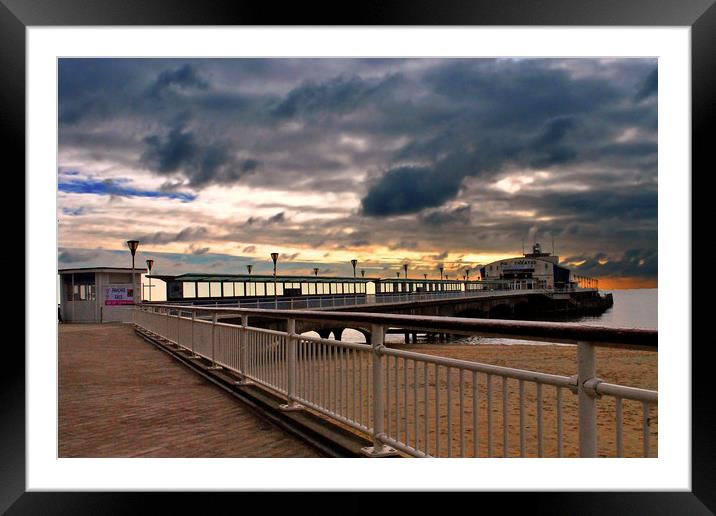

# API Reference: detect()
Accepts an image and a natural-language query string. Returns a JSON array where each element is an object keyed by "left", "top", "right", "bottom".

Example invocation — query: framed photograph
[{"left": 8, "top": 0, "right": 711, "bottom": 512}]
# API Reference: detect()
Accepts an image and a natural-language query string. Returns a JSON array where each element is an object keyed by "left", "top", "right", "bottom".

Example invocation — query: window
[
  {"left": 266, "top": 283, "right": 275, "bottom": 295},
  {"left": 197, "top": 282, "right": 209, "bottom": 297},
  {"left": 246, "top": 283, "right": 256, "bottom": 296},
  {"left": 183, "top": 282, "right": 196, "bottom": 298},
  {"left": 210, "top": 282, "right": 222, "bottom": 297},
  {"left": 223, "top": 282, "right": 234, "bottom": 297},
  {"left": 256, "top": 283, "right": 265, "bottom": 296},
  {"left": 234, "top": 282, "right": 245, "bottom": 296},
  {"left": 301, "top": 283, "right": 308, "bottom": 295},
  {"left": 330, "top": 283, "right": 337, "bottom": 294},
  {"left": 66, "top": 273, "right": 96, "bottom": 301},
  {"left": 78, "top": 284, "right": 93, "bottom": 300},
  {"left": 309, "top": 283, "right": 316, "bottom": 295},
  {"left": 276, "top": 283, "right": 284, "bottom": 296}
]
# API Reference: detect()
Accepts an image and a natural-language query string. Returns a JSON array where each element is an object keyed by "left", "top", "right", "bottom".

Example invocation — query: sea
[{"left": 341, "top": 288, "right": 657, "bottom": 345}]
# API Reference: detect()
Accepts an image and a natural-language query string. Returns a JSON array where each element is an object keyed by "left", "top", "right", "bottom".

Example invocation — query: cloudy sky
[{"left": 58, "top": 58, "right": 657, "bottom": 288}]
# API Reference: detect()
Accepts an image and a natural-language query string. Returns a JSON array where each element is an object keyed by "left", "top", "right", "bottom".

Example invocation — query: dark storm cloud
[
  {"left": 270, "top": 74, "right": 402, "bottom": 118},
  {"left": 564, "top": 248, "right": 657, "bottom": 279},
  {"left": 362, "top": 165, "right": 464, "bottom": 216},
  {"left": 246, "top": 212, "right": 286, "bottom": 226},
  {"left": 140, "top": 117, "right": 248, "bottom": 187},
  {"left": 145, "top": 64, "right": 209, "bottom": 99},
  {"left": 421, "top": 205, "right": 471, "bottom": 226},
  {"left": 138, "top": 226, "right": 209, "bottom": 245}
]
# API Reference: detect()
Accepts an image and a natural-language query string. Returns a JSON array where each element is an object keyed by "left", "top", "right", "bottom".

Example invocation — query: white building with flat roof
[{"left": 58, "top": 267, "right": 142, "bottom": 323}]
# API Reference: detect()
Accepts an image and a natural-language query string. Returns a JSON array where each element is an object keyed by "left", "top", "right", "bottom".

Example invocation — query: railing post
[
  {"left": 578, "top": 341, "right": 598, "bottom": 457},
  {"left": 280, "top": 318, "right": 301, "bottom": 411},
  {"left": 236, "top": 314, "right": 251, "bottom": 385},
  {"left": 361, "top": 324, "right": 397, "bottom": 457},
  {"left": 189, "top": 310, "right": 199, "bottom": 358},
  {"left": 208, "top": 312, "right": 221, "bottom": 370}
]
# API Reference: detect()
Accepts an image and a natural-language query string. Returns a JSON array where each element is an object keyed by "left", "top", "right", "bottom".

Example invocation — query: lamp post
[
  {"left": 126, "top": 240, "right": 139, "bottom": 304},
  {"left": 361, "top": 269, "right": 365, "bottom": 278},
  {"left": 246, "top": 264, "right": 253, "bottom": 275},
  {"left": 271, "top": 252, "right": 279, "bottom": 309},
  {"left": 146, "top": 259, "right": 154, "bottom": 302},
  {"left": 350, "top": 259, "right": 358, "bottom": 302},
  {"left": 313, "top": 267, "right": 319, "bottom": 277},
  {"left": 439, "top": 266, "right": 444, "bottom": 281},
  {"left": 403, "top": 263, "right": 408, "bottom": 279}
]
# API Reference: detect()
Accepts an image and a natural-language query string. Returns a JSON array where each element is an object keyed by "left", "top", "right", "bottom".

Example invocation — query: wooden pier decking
[{"left": 58, "top": 323, "right": 319, "bottom": 458}]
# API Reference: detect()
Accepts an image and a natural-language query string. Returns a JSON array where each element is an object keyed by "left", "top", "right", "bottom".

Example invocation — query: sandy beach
[{"left": 379, "top": 341, "right": 658, "bottom": 458}]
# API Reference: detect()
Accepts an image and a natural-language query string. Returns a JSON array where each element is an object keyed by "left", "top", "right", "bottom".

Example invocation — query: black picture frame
[{"left": 5, "top": 0, "right": 712, "bottom": 512}]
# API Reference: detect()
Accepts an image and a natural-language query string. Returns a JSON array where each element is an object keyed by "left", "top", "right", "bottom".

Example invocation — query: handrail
[
  {"left": 149, "top": 303, "right": 656, "bottom": 349},
  {"left": 134, "top": 305, "right": 657, "bottom": 457}
]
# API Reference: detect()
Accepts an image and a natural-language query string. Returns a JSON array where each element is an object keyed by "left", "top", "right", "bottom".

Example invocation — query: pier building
[
  {"left": 479, "top": 243, "right": 597, "bottom": 291},
  {"left": 146, "top": 272, "right": 468, "bottom": 306},
  {"left": 58, "top": 267, "right": 142, "bottom": 323}
]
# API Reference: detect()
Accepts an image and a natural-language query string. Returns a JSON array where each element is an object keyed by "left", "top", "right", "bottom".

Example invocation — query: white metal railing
[
  {"left": 158, "top": 287, "right": 598, "bottom": 311},
  {"left": 133, "top": 304, "right": 656, "bottom": 458}
]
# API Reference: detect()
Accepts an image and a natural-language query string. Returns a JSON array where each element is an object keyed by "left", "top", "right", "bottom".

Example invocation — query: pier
[{"left": 200, "top": 288, "right": 613, "bottom": 342}]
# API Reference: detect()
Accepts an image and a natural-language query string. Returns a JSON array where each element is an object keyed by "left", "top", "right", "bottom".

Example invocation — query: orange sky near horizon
[{"left": 597, "top": 277, "right": 657, "bottom": 290}]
